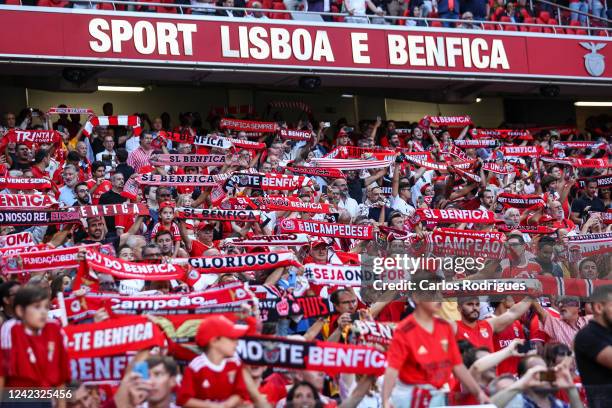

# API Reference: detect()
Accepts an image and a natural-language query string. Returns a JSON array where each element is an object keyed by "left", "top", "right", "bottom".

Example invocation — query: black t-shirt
[
  {"left": 98, "top": 190, "right": 127, "bottom": 234},
  {"left": 570, "top": 194, "right": 606, "bottom": 218},
  {"left": 574, "top": 320, "right": 612, "bottom": 408},
  {"left": 115, "top": 163, "right": 135, "bottom": 182}
]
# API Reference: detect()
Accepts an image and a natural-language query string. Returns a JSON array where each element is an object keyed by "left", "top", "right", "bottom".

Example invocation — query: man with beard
[
  {"left": 99, "top": 172, "right": 127, "bottom": 235},
  {"left": 533, "top": 296, "right": 591, "bottom": 348},
  {"left": 501, "top": 234, "right": 542, "bottom": 279},
  {"left": 454, "top": 296, "right": 533, "bottom": 352},
  {"left": 155, "top": 229, "right": 188, "bottom": 258},
  {"left": 80, "top": 215, "right": 144, "bottom": 252},
  {"left": 74, "top": 182, "right": 91, "bottom": 206},
  {"left": 112, "top": 356, "right": 179, "bottom": 408},
  {"left": 574, "top": 285, "right": 612, "bottom": 408},
  {"left": 490, "top": 355, "right": 583, "bottom": 408}
]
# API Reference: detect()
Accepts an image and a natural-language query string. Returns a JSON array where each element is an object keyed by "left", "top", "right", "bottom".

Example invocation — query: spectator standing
[
  {"left": 58, "top": 164, "right": 79, "bottom": 206},
  {"left": 535, "top": 296, "right": 592, "bottom": 348},
  {"left": 436, "top": 0, "right": 461, "bottom": 26},
  {"left": 570, "top": 0, "right": 589, "bottom": 24},
  {"left": 344, "top": 0, "right": 385, "bottom": 23},
  {"left": 95, "top": 134, "right": 117, "bottom": 176},
  {"left": 99, "top": 172, "right": 127, "bottom": 235},
  {"left": 127, "top": 133, "right": 154, "bottom": 173},
  {"left": 115, "top": 148, "right": 135, "bottom": 182},
  {"left": 574, "top": 285, "right": 612, "bottom": 408},
  {"left": 176, "top": 315, "right": 250, "bottom": 407}
]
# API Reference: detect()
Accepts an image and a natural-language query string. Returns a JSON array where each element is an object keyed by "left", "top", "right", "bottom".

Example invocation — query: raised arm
[{"left": 487, "top": 297, "right": 533, "bottom": 333}]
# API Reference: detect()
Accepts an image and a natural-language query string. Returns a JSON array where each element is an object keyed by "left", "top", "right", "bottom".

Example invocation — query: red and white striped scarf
[
  {"left": 309, "top": 157, "right": 393, "bottom": 170},
  {"left": 83, "top": 115, "right": 141, "bottom": 137}
]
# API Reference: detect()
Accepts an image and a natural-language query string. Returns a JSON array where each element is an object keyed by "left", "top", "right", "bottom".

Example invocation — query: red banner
[
  {"left": 183, "top": 251, "right": 300, "bottom": 273},
  {"left": 223, "top": 196, "right": 330, "bottom": 214},
  {"left": 65, "top": 315, "right": 167, "bottom": 359},
  {"left": 0, "top": 231, "right": 34, "bottom": 248},
  {"left": 0, "top": 129, "right": 62, "bottom": 149},
  {"left": 0, "top": 10, "right": 609, "bottom": 81},
  {"left": 0, "top": 177, "right": 53, "bottom": 191}
]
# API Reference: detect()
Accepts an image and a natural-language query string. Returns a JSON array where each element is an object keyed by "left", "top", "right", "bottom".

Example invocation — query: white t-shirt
[
  {"left": 345, "top": 0, "right": 367, "bottom": 15},
  {"left": 390, "top": 195, "right": 415, "bottom": 216}
]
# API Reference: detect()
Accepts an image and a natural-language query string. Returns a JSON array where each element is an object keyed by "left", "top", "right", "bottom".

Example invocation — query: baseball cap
[
  {"left": 195, "top": 316, "right": 248, "bottom": 347},
  {"left": 196, "top": 221, "right": 214, "bottom": 231},
  {"left": 310, "top": 238, "right": 329, "bottom": 249}
]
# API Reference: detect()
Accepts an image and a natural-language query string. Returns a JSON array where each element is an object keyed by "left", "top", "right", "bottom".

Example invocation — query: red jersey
[
  {"left": 0, "top": 319, "right": 70, "bottom": 388},
  {"left": 89, "top": 180, "right": 112, "bottom": 205},
  {"left": 387, "top": 314, "right": 462, "bottom": 388},
  {"left": 501, "top": 261, "right": 542, "bottom": 279},
  {"left": 493, "top": 320, "right": 524, "bottom": 374},
  {"left": 176, "top": 353, "right": 249, "bottom": 406},
  {"left": 455, "top": 319, "right": 494, "bottom": 351}
]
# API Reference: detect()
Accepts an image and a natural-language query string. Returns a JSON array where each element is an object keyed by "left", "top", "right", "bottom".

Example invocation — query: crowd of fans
[
  {"left": 7, "top": 0, "right": 612, "bottom": 29},
  {"left": 0, "top": 102, "right": 610, "bottom": 408}
]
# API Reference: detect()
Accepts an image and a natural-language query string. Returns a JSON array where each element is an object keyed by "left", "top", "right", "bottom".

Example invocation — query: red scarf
[
  {"left": 500, "top": 145, "right": 545, "bottom": 157},
  {"left": 0, "top": 231, "right": 34, "bottom": 249},
  {"left": 0, "top": 194, "right": 57, "bottom": 209},
  {"left": 227, "top": 172, "right": 311, "bottom": 190},
  {"left": 175, "top": 207, "right": 261, "bottom": 222},
  {"left": 470, "top": 128, "right": 532, "bottom": 140},
  {"left": 415, "top": 208, "right": 497, "bottom": 224},
  {"left": 65, "top": 315, "right": 166, "bottom": 359},
  {"left": 0, "top": 209, "right": 81, "bottom": 227},
  {"left": 304, "top": 263, "right": 363, "bottom": 286},
  {"left": 429, "top": 228, "right": 506, "bottom": 259},
  {"left": 238, "top": 336, "right": 386, "bottom": 376},
  {"left": 278, "top": 129, "right": 313, "bottom": 141},
  {"left": 85, "top": 249, "right": 187, "bottom": 281},
  {"left": 137, "top": 173, "right": 227, "bottom": 186},
  {"left": 454, "top": 139, "right": 498, "bottom": 149},
  {"left": 223, "top": 196, "right": 330, "bottom": 214},
  {"left": 0, "top": 129, "right": 62, "bottom": 150},
  {"left": 577, "top": 174, "right": 612, "bottom": 189},
  {"left": 83, "top": 115, "right": 141, "bottom": 137},
  {"left": 0, "top": 176, "right": 53, "bottom": 191},
  {"left": 224, "top": 233, "right": 311, "bottom": 247},
  {"left": 183, "top": 251, "right": 300, "bottom": 273},
  {"left": 482, "top": 162, "right": 516, "bottom": 175},
  {"left": 1, "top": 244, "right": 100, "bottom": 274},
  {"left": 421, "top": 115, "right": 472, "bottom": 127},
  {"left": 280, "top": 218, "right": 374, "bottom": 239},
  {"left": 78, "top": 203, "right": 149, "bottom": 218},
  {"left": 47, "top": 106, "right": 93, "bottom": 115},
  {"left": 286, "top": 165, "right": 345, "bottom": 179},
  {"left": 497, "top": 193, "right": 545, "bottom": 209},
  {"left": 150, "top": 154, "right": 226, "bottom": 167},
  {"left": 220, "top": 118, "right": 277, "bottom": 133}
]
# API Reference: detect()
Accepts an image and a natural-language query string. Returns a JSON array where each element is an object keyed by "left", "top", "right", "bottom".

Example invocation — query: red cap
[
  {"left": 195, "top": 316, "right": 248, "bottom": 347},
  {"left": 310, "top": 238, "right": 329, "bottom": 248},
  {"left": 420, "top": 183, "right": 431, "bottom": 195},
  {"left": 159, "top": 201, "right": 175, "bottom": 210},
  {"left": 196, "top": 221, "right": 214, "bottom": 231}
]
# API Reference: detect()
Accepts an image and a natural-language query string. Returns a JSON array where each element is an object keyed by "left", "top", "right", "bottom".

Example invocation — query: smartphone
[
  {"left": 350, "top": 312, "right": 360, "bottom": 321},
  {"left": 102, "top": 154, "right": 112, "bottom": 161},
  {"left": 539, "top": 369, "right": 556, "bottom": 382},
  {"left": 322, "top": 185, "right": 328, "bottom": 194},
  {"left": 133, "top": 361, "right": 149, "bottom": 380},
  {"left": 322, "top": 122, "right": 331, "bottom": 128},
  {"left": 344, "top": 127, "right": 354, "bottom": 132},
  {"left": 517, "top": 340, "right": 532, "bottom": 354}
]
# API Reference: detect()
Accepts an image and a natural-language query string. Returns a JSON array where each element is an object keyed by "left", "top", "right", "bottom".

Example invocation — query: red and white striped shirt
[
  {"left": 543, "top": 314, "right": 592, "bottom": 347},
  {"left": 127, "top": 146, "right": 153, "bottom": 173}
]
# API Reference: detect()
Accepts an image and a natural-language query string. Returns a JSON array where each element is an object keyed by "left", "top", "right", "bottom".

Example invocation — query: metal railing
[{"left": 3, "top": 0, "right": 611, "bottom": 35}]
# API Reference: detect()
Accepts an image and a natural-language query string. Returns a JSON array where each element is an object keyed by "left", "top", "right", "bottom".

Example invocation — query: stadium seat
[
  {"left": 597, "top": 30, "right": 609, "bottom": 36},
  {"left": 262, "top": 0, "right": 273, "bottom": 10},
  {"left": 576, "top": 28, "right": 588, "bottom": 35},
  {"left": 37, "top": 0, "right": 69, "bottom": 6},
  {"left": 3, "top": 0, "right": 20, "bottom": 4},
  {"left": 539, "top": 11, "right": 551, "bottom": 23},
  {"left": 431, "top": 21, "right": 443, "bottom": 27},
  {"left": 270, "top": 2, "right": 290, "bottom": 19},
  {"left": 482, "top": 22, "right": 497, "bottom": 31}
]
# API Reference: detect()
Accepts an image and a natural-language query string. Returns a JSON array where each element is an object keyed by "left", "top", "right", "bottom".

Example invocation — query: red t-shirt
[
  {"left": 455, "top": 319, "right": 494, "bottom": 351},
  {"left": 0, "top": 319, "right": 71, "bottom": 388},
  {"left": 386, "top": 314, "right": 462, "bottom": 388},
  {"left": 501, "top": 261, "right": 542, "bottom": 279},
  {"left": 90, "top": 180, "right": 112, "bottom": 205},
  {"left": 493, "top": 320, "right": 524, "bottom": 374},
  {"left": 176, "top": 353, "right": 249, "bottom": 406}
]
